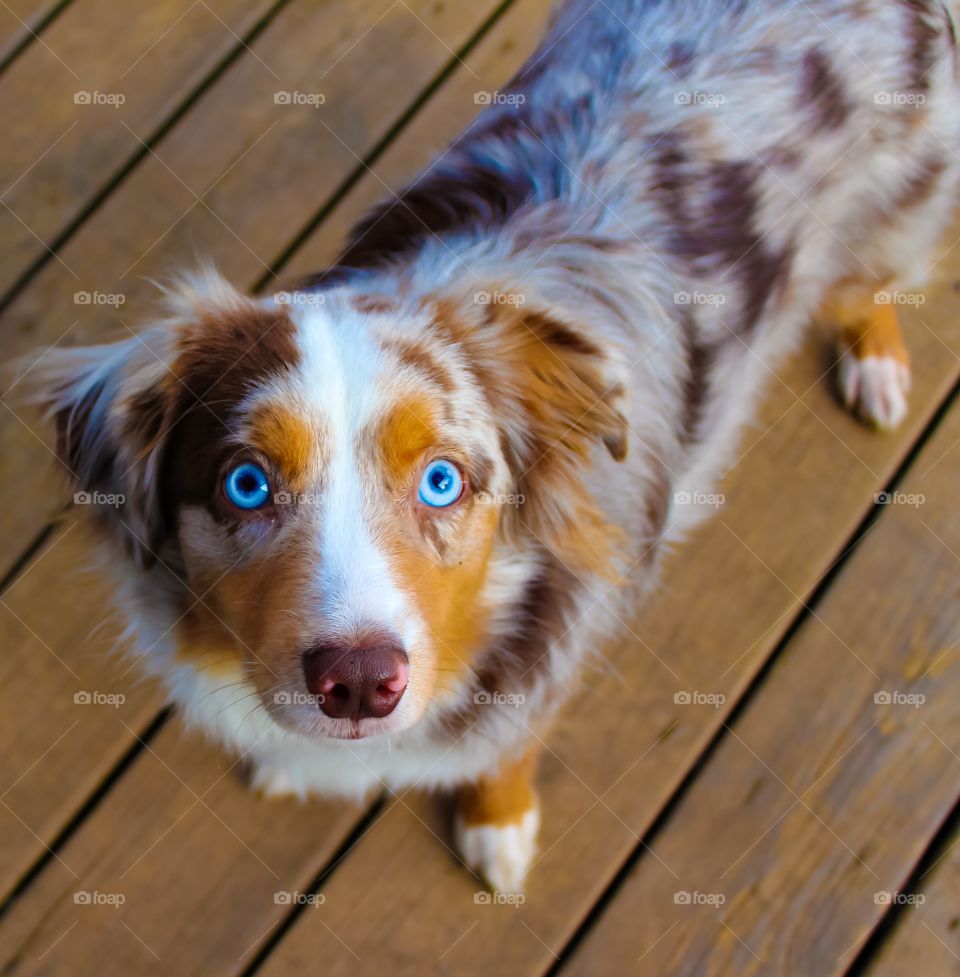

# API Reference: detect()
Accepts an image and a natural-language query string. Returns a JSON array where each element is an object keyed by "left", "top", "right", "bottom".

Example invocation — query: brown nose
[{"left": 303, "top": 637, "right": 409, "bottom": 720}]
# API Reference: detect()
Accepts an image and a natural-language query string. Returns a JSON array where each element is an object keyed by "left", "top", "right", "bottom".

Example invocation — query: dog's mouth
[
  {"left": 266, "top": 690, "right": 421, "bottom": 743},
  {"left": 325, "top": 720, "right": 372, "bottom": 741}
]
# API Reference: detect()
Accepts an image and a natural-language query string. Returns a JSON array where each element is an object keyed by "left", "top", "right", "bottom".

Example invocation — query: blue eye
[
  {"left": 224, "top": 462, "right": 271, "bottom": 510},
  {"left": 418, "top": 459, "right": 463, "bottom": 508}
]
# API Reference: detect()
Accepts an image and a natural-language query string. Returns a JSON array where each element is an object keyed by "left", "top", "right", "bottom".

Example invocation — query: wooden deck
[{"left": 0, "top": 1, "right": 958, "bottom": 974}]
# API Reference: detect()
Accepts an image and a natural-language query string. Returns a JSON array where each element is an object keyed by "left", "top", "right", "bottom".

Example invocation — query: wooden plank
[
  {"left": 244, "top": 272, "right": 960, "bottom": 971},
  {"left": 0, "top": 518, "right": 165, "bottom": 896},
  {"left": 0, "top": 0, "right": 65, "bottom": 71},
  {"left": 0, "top": 717, "right": 368, "bottom": 975},
  {"left": 0, "top": 0, "right": 547, "bottom": 954},
  {"left": 554, "top": 399, "right": 960, "bottom": 977},
  {"left": 0, "top": 0, "right": 283, "bottom": 300},
  {"left": 0, "top": 0, "right": 517, "bottom": 567},
  {"left": 864, "top": 825, "right": 960, "bottom": 975}
]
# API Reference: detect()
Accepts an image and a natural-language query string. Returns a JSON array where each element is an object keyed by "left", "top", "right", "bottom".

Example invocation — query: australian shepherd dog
[{"left": 28, "top": 0, "right": 960, "bottom": 891}]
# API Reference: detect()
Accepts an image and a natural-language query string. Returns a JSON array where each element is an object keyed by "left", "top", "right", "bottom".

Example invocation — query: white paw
[
  {"left": 249, "top": 763, "right": 304, "bottom": 800},
  {"left": 454, "top": 806, "right": 539, "bottom": 893},
  {"left": 839, "top": 354, "right": 911, "bottom": 430}
]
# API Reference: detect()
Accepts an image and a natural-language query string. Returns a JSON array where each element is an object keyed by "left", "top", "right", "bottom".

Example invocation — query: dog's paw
[
  {"left": 454, "top": 806, "right": 539, "bottom": 893},
  {"left": 838, "top": 353, "right": 911, "bottom": 430}
]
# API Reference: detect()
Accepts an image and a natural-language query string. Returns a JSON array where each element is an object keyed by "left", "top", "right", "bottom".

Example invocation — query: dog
[{"left": 27, "top": 0, "right": 960, "bottom": 892}]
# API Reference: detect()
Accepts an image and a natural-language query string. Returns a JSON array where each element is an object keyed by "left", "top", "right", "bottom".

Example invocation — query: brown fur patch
[
  {"left": 248, "top": 403, "right": 318, "bottom": 495},
  {"left": 824, "top": 287, "right": 910, "bottom": 366},
  {"left": 300, "top": 122, "right": 538, "bottom": 286},
  {"left": 173, "top": 301, "right": 299, "bottom": 406},
  {"left": 385, "top": 338, "right": 455, "bottom": 393},
  {"left": 458, "top": 747, "right": 539, "bottom": 827},
  {"left": 376, "top": 395, "right": 441, "bottom": 487},
  {"left": 642, "top": 452, "right": 673, "bottom": 563},
  {"left": 665, "top": 40, "right": 696, "bottom": 79},
  {"left": 800, "top": 47, "right": 850, "bottom": 130},
  {"left": 900, "top": 0, "right": 944, "bottom": 93},
  {"left": 651, "top": 141, "right": 792, "bottom": 334},
  {"left": 382, "top": 503, "right": 498, "bottom": 695},
  {"left": 211, "top": 527, "right": 318, "bottom": 667},
  {"left": 173, "top": 605, "right": 249, "bottom": 677},
  {"left": 678, "top": 311, "right": 713, "bottom": 446},
  {"left": 161, "top": 299, "right": 300, "bottom": 515},
  {"left": 351, "top": 294, "right": 398, "bottom": 315},
  {"left": 477, "top": 554, "right": 577, "bottom": 693}
]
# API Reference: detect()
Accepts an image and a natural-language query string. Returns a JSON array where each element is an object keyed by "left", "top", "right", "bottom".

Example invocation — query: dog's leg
[
  {"left": 823, "top": 283, "right": 911, "bottom": 430},
  {"left": 454, "top": 746, "right": 540, "bottom": 893}
]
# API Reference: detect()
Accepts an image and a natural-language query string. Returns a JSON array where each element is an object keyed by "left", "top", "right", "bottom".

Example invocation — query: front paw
[
  {"left": 454, "top": 805, "right": 540, "bottom": 894},
  {"left": 838, "top": 352, "right": 911, "bottom": 430}
]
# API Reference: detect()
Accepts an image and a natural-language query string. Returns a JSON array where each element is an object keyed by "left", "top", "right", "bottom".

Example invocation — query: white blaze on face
[{"left": 292, "top": 301, "right": 426, "bottom": 668}]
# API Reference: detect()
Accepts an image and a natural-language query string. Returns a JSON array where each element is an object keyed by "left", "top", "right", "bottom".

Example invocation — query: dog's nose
[{"left": 303, "top": 637, "right": 409, "bottom": 720}]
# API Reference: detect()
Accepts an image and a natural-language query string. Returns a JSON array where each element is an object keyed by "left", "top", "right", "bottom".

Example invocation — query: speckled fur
[{"left": 30, "top": 0, "right": 960, "bottom": 813}]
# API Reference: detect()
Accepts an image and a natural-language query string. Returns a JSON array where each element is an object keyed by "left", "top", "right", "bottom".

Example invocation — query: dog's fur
[{"left": 27, "top": 0, "right": 960, "bottom": 891}]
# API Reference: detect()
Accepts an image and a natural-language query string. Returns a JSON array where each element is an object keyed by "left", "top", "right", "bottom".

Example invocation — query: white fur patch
[
  {"left": 454, "top": 805, "right": 540, "bottom": 894},
  {"left": 839, "top": 354, "right": 911, "bottom": 430}
]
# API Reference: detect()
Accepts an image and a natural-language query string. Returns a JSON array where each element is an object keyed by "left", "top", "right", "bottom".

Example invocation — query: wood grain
[
  {"left": 863, "top": 824, "right": 960, "bottom": 975},
  {"left": 246, "top": 271, "right": 960, "bottom": 976},
  {"left": 0, "top": 519, "right": 165, "bottom": 899},
  {"left": 0, "top": 0, "right": 281, "bottom": 300},
  {"left": 0, "top": 716, "right": 369, "bottom": 975},
  {"left": 0, "top": 0, "right": 63, "bottom": 69}
]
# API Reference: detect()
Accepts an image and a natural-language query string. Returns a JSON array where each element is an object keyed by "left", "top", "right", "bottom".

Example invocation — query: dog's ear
[
  {"left": 441, "top": 292, "right": 628, "bottom": 573},
  {"left": 23, "top": 326, "right": 177, "bottom": 568},
  {"left": 22, "top": 269, "right": 297, "bottom": 568},
  {"left": 495, "top": 304, "right": 628, "bottom": 465}
]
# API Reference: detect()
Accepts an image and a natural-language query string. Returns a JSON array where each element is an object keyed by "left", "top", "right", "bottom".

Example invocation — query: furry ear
[
  {"left": 23, "top": 327, "right": 176, "bottom": 568},
  {"left": 22, "top": 268, "right": 295, "bottom": 568},
  {"left": 499, "top": 306, "right": 628, "bottom": 465},
  {"left": 437, "top": 291, "right": 628, "bottom": 574}
]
